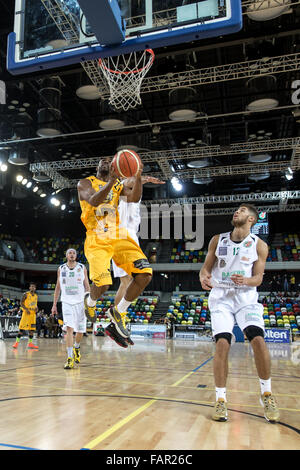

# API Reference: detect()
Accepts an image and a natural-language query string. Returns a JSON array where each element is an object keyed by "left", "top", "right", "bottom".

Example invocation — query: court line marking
[
  {"left": 11, "top": 369, "right": 300, "bottom": 398},
  {"left": 82, "top": 355, "right": 212, "bottom": 450},
  {"left": 0, "top": 442, "right": 40, "bottom": 450},
  {"left": 0, "top": 394, "right": 298, "bottom": 450}
]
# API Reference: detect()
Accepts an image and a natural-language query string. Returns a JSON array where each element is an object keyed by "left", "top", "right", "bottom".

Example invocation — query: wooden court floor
[{"left": 0, "top": 334, "right": 299, "bottom": 451}]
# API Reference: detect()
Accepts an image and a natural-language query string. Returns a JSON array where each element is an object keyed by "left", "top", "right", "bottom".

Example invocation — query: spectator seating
[
  {"left": 170, "top": 240, "right": 207, "bottom": 263},
  {"left": 1, "top": 232, "right": 300, "bottom": 264},
  {"left": 267, "top": 233, "right": 300, "bottom": 262},
  {"left": 167, "top": 294, "right": 211, "bottom": 329},
  {"left": 24, "top": 236, "right": 87, "bottom": 265},
  {"left": 262, "top": 300, "right": 300, "bottom": 334},
  {"left": 96, "top": 296, "right": 159, "bottom": 324},
  {"left": 168, "top": 294, "right": 300, "bottom": 333}
]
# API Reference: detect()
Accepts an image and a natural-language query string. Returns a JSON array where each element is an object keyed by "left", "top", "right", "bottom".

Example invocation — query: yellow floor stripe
[
  {"left": 171, "top": 371, "right": 194, "bottom": 387},
  {"left": 83, "top": 399, "right": 157, "bottom": 449},
  {"left": 82, "top": 360, "right": 213, "bottom": 449}
]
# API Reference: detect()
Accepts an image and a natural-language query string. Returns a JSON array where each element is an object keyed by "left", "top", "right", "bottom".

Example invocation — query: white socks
[
  {"left": 87, "top": 294, "right": 96, "bottom": 307},
  {"left": 259, "top": 378, "right": 272, "bottom": 395},
  {"left": 117, "top": 297, "right": 131, "bottom": 313},
  {"left": 67, "top": 347, "right": 73, "bottom": 358},
  {"left": 215, "top": 379, "right": 271, "bottom": 402},
  {"left": 86, "top": 293, "right": 131, "bottom": 312},
  {"left": 216, "top": 387, "right": 227, "bottom": 402}
]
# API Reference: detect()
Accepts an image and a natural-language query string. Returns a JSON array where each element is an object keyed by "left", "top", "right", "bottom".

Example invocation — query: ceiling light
[
  {"left": 169, "top": 109, "right": 197, "bottom": 121},
  {"left": 248, "top": 172, "right": 270, "bottom": 181},
  {"left": 40, "top": 193, "right": 46, "bottom": 198},
  {"left": 285, "top": 167, "right": 293, "bottom": 180},
  {"left": 248, "top": 154, "right": 271, "bottom": 163},
  {"left": 0, "top": 163, "right": 7, "bottom": 172},
  {"left": 187, "top": 159, "right": 210, "bottom": 168},
  {"left": 16, "top": 174, "right": 23, "bottom": 182},
  {"left": 33, "top": 173, "right": 51, "bottom": 182},
  {"left": 21, "top": 178, "right": 28, "bottom": 185},
  {"left": 8, "top": 149, "right": 29, "bottom": 165},
  {"left": 193, "top": 177, "right": 213, "bottom": 184},
  {"left": 76, "top": 85, "right": 101, "bottom": 100},
  {"left": 99, "top": 119, "right": 125, "bottom": 129},
  {"left": 247, "top": 0, "right": 291, "bottom": 21},
  {"left": 33, "top": 186, "right": 39, "bottom": 192},
  {"left": 50, "top": 197, "right": 60, "bottom": 206},
  {"left": 26, "top": 181, "right": 32, "bottom": 188},
  {"left": 61, "top": 204, "right": 66, "bottom": 210},
  {"left": 171, "top": 177, "right": 183, "bottom": 192}
]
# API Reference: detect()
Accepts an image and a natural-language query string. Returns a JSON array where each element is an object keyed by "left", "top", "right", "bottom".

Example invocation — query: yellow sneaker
[
  {"left": 64, "top": 357, "right": 74, "bottom": 369},
  {"left": 260, "top": 393, "right": 280, "bottom": 423},
  {"left": 84, "top": 293, "right": 97, "bottom": 323},
  {"left": 108, "top": 306, "right": 130, "bottom": 338},
  {"left": 212, "top": 399, "right": 228, "bottom": 422},
  {"left": 73, "top": 346, "right": 81, "bottom": 364}
]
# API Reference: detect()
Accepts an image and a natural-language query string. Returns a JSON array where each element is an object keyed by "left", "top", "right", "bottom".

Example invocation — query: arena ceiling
[{"left": 0, "top": 0, "right": 300, "bottom": 222}]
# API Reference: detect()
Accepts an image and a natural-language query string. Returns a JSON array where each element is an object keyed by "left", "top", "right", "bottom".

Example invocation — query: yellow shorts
[
  {"left": 84, "top": 229, "right": 153, "bottom": 287},
  {"left": 18, "top": 310, "right": 36, "bottom": 331}
]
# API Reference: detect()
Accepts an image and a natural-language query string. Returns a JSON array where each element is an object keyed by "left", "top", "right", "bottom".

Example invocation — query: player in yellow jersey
[
  {"left": 13, "top": 282, "right": 39, "bottom": 349},
  {"left": 77, "top": 156, "right": 153, "bottom": 345}
]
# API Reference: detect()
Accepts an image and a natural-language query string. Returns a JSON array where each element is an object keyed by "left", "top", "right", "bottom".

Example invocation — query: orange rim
[{"left": 98, "top": 49, "right": 155, "bottom": 75}]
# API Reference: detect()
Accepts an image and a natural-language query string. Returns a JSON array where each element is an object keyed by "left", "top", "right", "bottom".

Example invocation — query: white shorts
[
  {"left": 112, "top": 230, "right": 139, "bottom": 278},
  {"left": 208, "top": 287, "right": 264, "bottom": 338},
  {"left": 62, "top": 302, "right": 87, "bottom": 333}
]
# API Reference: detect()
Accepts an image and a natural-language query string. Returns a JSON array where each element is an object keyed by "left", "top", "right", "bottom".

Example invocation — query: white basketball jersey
[
  {"left": 211, "top": 231, "right": 259, "bottom": 289},
  {"left": 118, "top": 197, "right": 141, "bottom": 237},
  {"left": 59, "top": 262, "right": 85, "bottom": 305}
]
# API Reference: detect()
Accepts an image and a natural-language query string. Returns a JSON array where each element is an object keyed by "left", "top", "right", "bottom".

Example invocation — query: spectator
[
  {"left": 36, "top": 310, "right": 47, "bottom": 337},
  {"left": 269, "top": 275, "right": 279, "bottom": 293},
  {"left": 290, "top": 274, "right": 295, "bottom": 292},
  {"left": 46, "top": 314, "right": 59, "bottom": 338},
  {"left": 283, "top": 274, "right": 289, "bottom": 293}
]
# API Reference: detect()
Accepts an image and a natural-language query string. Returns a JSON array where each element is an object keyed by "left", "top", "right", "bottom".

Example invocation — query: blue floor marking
[
  {"left": 0, "top": 442, "right": 40, "bottom": 450},
  {"left": 192, "top": 356, "right": 213, "bottom": 372}
]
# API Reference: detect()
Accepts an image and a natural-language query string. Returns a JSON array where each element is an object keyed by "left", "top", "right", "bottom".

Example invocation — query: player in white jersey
[
  {"left": 200, "top": 204, "right": 280, "bottom": 423},
  {"left": 107, "top": 175, "right": 164, "bottom": 348},
  {"left": 51, "top": 248, "right": 90, "bottom": 369}
]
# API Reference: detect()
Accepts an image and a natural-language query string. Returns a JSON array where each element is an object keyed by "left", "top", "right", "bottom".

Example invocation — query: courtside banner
[
  {"left": 264, "top": 327, "right": 291, "bottom": 344},
  {"left": 130, "top": 324, "right": 166, "bottom": 339},
  {"left": 0, "top": 316, "right": 20, "bottom": 338}
]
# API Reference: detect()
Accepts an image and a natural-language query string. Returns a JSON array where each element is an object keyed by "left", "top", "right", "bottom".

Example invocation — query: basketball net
[{"left": 98, "top": 49, "right": 155, "bottom": 111}]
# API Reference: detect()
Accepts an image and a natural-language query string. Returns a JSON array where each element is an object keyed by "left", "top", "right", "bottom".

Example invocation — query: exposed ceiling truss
[{"left": 29, "top": 137, "right": 300, "bottom": 188}]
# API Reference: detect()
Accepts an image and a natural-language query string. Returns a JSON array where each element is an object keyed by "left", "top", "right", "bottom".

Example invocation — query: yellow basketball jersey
[
  {"left": 23, "top": 292, "right": 38, "bottom": 312},
  {"left": 80, "top": 176, "right": 123, "bottom": 234}
]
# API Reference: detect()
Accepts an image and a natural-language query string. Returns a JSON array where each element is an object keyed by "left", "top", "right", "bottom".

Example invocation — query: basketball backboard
[{"left": 7, "top": 0, "right": 242, "bottom": 75}]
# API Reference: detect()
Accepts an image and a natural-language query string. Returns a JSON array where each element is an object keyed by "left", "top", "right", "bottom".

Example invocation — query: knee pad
[
  {"left": 244, "top": 325, "right": 264, "bottom": 342},
  {"left": 214, "top": 332, "right": 232, "bottom": 345}
]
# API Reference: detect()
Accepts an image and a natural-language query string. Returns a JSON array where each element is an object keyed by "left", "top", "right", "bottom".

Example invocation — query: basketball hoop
[{"left": 98, "top": 49, "right": 155, "bottom": 111}]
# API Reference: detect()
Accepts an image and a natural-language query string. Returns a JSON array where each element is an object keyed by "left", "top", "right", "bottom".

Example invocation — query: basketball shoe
[
  {"left": 260, "top": 392, "right": 280, "bottom": 423},
  {"left": 105, "top": 323, "right": 128, "bottom": 348},
  {"left": 84, "top": 292, "right": 97, "bottom": 323},
  {"left": 73, "top": 346, "right": 81, "bottom": 364},
  {"left": 212, "top": 399, "right": 228, "bottom": 422},
  {"left": 108, "top": 306, "right": 130, "bottom": 338},
  {"left": 64, "top": 357, "right": 74, "bottom": 369}
]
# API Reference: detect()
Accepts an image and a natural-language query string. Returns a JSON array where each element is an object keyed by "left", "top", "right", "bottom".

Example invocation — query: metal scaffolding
[{"left": 29, "top": 136, "right": 300, "bottom": 186}]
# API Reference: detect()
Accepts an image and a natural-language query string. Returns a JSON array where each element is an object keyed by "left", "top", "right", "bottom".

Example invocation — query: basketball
[{"left": 112, "top": 149, "right": 141, "bottom": 178}]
